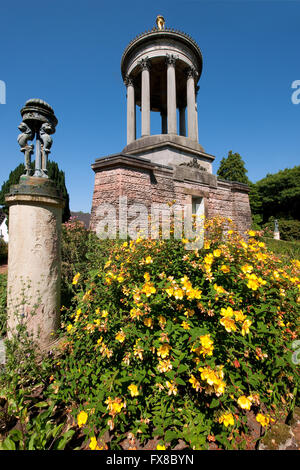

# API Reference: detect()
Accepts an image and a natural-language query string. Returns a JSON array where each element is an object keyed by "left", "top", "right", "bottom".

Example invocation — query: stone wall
[{"left": 90, "top": 154, "right": 252, "bottom": 235}]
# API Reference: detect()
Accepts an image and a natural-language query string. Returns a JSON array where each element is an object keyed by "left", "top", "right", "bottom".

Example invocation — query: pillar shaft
[
  {"left": 140, "top": 59, "right": 151, "bottom": 137},
  {"left": 186, "top": 68, "right": 197, "bottom": 141},
  {"left": 6, "top": 182, "right": 64, "bottom": 349},
  {"left": 179, "top": 107, "right": 186, "bottom": 136},
  {"left": 126, "top": 77, "right": 136, "bottom": 145},
  {"left": 166, "top": 55, "right": 177, "bottom": 134}
]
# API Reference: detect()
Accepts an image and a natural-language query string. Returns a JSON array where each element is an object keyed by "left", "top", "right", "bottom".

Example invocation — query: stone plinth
[
  {"left": 5, "top": 177, "right": 64, "bottom": 349},
  {"left": 90, "top": 153, "right": 252, "bottom": 235}
]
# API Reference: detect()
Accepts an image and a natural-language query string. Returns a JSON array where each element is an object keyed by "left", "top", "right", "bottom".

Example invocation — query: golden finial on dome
[{"left": 156, "top": 15, "right": 165, "bottom": 30}]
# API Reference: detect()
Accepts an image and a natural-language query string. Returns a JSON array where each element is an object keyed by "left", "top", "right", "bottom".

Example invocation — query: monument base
[{"left": 5, "top": 177, "right": 64, "bottom": 349}]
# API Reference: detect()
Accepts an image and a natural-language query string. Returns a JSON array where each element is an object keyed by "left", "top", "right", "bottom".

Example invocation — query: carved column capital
[
  {"left": 185, "top": 66, "right": 198, "bottom": 80},
  {"left": 166, "top": 53, "right": 178, "bottom": 67},
  {"left": 138, "top": 57, "right": 151, "bottom": 71},
  {"left": 124, "top": 75, "right": 135, "bottom": 87}
]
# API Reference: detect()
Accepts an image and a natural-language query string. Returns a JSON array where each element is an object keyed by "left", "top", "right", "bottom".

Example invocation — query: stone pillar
[
  {"left": 166, "top": 54, "right": 177, "bottom": 135},
  {"left": 140, "top": 58, "right": 151, "bottom": 137},
  {"left": 125, "top": 76, "right": 136, "bottom": 145},
  {"left": 195, "top": 85, "right": 199, "bottom": 142},
  {"left": 179, "top": 107, "right": 186, "bottom": 136},
  {"left": 6, "top": 178, "right": 64, "bottom": 350},
  {"left": 161, "top": 112, "right": 167, "bottom": 134},
  {"left": 186, "top": 67, "right": 197, "bottom": 141}
]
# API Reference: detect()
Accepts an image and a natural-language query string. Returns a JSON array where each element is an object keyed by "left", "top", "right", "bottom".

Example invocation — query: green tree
[
  {"left": 254, "top": 166, "right": 300, "bottom": 224},
  {"left": 0, "top": 160, "right": 71, "bottom": 223},
  {"left": 217, "top": 150, "right": 250, "bottom": 185}
]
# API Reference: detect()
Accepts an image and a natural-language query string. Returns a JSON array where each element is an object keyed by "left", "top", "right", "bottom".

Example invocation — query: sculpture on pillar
[
  {"left": 17, "top": 122, "right": 34, "bottom": 176},
  {"left": 156, "top": 15, "right": 165, "bottom": 30},
  {"left": 18, "top": 98, "right": 58, "bottom": 178},
  {"left": 40, "top": 122, "right": 54, "bottom": 176}
]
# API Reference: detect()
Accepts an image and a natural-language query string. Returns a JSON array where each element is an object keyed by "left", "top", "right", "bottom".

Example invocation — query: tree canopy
[
  {"left": 253, "top": 166, "right": 300, "bottom": 224},
  {"left": 0, "top": 160, "right": 71, "bottom": 223},
  {"left": 217, "top": 150, "right": 250, "bottom": 185}
]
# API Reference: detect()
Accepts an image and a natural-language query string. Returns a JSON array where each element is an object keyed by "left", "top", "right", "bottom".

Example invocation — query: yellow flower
[
  {"left": 66, "top": 324, "right": 73, "bottom": 332},
  {"left": 101, "top": 310, "right": 109, "bottom": 318},
  {"left": 144, "top": 317, "right": 153, "bottom": 328},
  {"left": 220, "top": 265, "right": 230, "bottom": 273},
  {"left": 128, "top": 384, "right": 139, "bottom": 397},
  {"left": 157, "top": 343, "right": 171, "bottom": 359},
  {"left": 199, "top": 334, "right": 214, "bottom": 357},
  {"left": 89, "top": 436, "right": 102, "bottom": 450},
  {"left": 241, "top": 264, "right": 253, "bottom": 274},
  {"left": 220, "top": 317, "right": 237, "bottom": 333},
  {"left": 144, "top": 272, "right": 150, "bottom": 282},
  {"left": 181, "top": 320, "right": 190, "bottom": 330},
  {"left": 174, "top": 288, "right": 184, "bottom": 299},
  {"left": 105, "top": 397, "right": 125, "bottom": 415},
  {"left": 157, "top": 359, "right": 172, "bottom": 373},
  {"left": 214, "top": 284, "right": 226, "bottom": 295},
  {"left": 241, "top": 319, "right": 252, "bottom": 336},
  {"left": 165, "top": 380, "right": 178, "bottom": 396},
  {"left": 256, "top": 413, "right": 270, "bottom": 427},
  {"left": 248, "top": 230, "right": 256, "bottom": 237},
  {"left": 115, "top": 330, "right": 126, "bottom": 343},
  {"left": 234, "top": 310, "right": 247, "bottom": 322},
  {"left": 141, "top": 282, "right": 156, "bottom": 297},
  {"left": 213, "top": 248, "right": 222, "bottom": 257},
  {"left": 77, "top": 410, "right": 88, "bottom": 428},
  {"left": 145, "top": 256, "right": 153, "bottom": 264},
  {"left": 156, "top": 444, "right": 166, "bottom": 450},
  {"left": 158, "top": 315, "right": 166, "bottom": 328},
  {"left": 219, "top": 413, "right": 235, "bottom": 427},
  {"left": 189, "top": 374, "right": 201, "bottom": 391},
  {"left": 72, "top": 272, "right": 80, "bottom": 285},
  {"left": 82, "top": 289, "right": 92, "bottom": 302},
  {"left": 237, "top": 395, "right": 253, "bottom": 410},
  {"left": 246, "top": 273, "right": 260, "bottom": 291},
  {"left": 220, "top": 306, "right": 234, "bottom": 318}
]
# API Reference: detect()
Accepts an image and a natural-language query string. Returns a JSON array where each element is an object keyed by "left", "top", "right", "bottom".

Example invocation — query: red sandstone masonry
[{"left": 90, "top": 157, "right": 252, "bottom": 235}]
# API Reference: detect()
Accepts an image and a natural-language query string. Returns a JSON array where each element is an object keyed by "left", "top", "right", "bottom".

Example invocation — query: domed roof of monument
[{"left": 121, "top": 17, "right": 203, "bottom": 80}]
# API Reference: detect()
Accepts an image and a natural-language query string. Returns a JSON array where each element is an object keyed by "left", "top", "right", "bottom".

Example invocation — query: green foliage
[
  {"left": 217, "top": 151, "right": 250, "bottom": 185},
  {"left": 253, "top": 166, "right": 300, "bottom": 224},
  {"left": 263, "top": 238, "right": 300, "bottom": 261},
  {"left": 0, "top": 160, "right": 71, "bottom": 223},
  {"left": 0, "top": 218, "right": 299, "bottom": 450},
  {"left": 0, "top": 239, "right": 8, "bottom": 264},
  {"left": 263, "top": 219, "right": 300, "bottom": 242},
  {"left": 0, "top": 274, "right": 7, "bottom": 337},
  {"left": 2, "top": 218, "right": 299, "bottom": 450},
  {"left": 61, "top": 217, "right": 109, "bottom": 311}
]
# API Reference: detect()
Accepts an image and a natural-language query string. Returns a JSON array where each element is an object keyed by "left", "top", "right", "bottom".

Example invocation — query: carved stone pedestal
[{"left": 5, "top": 177, "right": 64, "bottom": 350}]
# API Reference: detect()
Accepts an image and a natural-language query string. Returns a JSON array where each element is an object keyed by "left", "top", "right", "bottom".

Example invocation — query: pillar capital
[
  {"left": 166, "top": 53, "right": 178, "bottom": 67},
  {"left": 185, "top": 66, "right": 198, "bottom": 80},
  {"left": 124, "top": 75, "right": 135, "bottom": 87},
  {"left": 138, "top": 57, "right": 151, "bottom": 71}
]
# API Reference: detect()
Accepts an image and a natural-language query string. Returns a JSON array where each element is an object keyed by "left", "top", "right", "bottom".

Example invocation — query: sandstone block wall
[{"left": 90, "top": 154, "right": 252, "bottom": 235}]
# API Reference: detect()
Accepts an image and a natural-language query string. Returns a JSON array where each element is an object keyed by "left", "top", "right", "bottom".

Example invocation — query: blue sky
[{"left": 0, "top": 0, "right": 299, "bottom": 213}]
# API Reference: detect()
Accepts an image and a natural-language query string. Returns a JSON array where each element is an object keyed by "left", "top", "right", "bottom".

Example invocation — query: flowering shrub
[
  {"left": 54, "top": 217, "right": 299, "bottom": 449},
  {"left": 0, "top": 217, "right": 299, "bottom": 450}
]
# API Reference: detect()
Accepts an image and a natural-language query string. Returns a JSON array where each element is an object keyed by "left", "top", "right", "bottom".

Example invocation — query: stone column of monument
[
  {"left": 125, "top": 76, "right": 136, "bottom": 145},
  {"left": 186, "top": 67, "right": 197, "bottom": 141},
  {"left": 140, "top": 58, "right": 151, "bottom": 137},
  {"left": 6, "top": 99, "right": 64, "bottom": 350},
  {"left": 166, "top": 54, "right": 177, "bottom": 135}
]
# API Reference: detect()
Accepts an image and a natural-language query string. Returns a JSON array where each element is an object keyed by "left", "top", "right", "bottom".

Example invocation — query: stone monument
[
  {"left": 5, "top": 99, "right": 64, "bottom": 349},
  {"left": 90, "top": 17, "right": 252, "bottom": 235}
]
